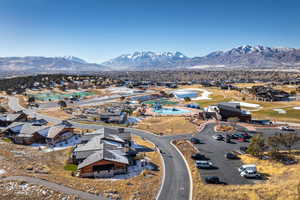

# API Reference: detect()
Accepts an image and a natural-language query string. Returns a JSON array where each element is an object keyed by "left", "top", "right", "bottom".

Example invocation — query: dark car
[
  {"left": 191, "top": 153, "right": 209, "bottom": 160},
  {"left": 205, "top": 176, "right": 221, "bottom": 184},
  {"left": 231, "top": 133, "right": 251, "bottom": 140},
  {"left": 281, "top": 126, "right": 295, "bottom": 132},
  {"left": 225, "top": 152, "right": 239, "bottom": 159},
  {"left": 190, "top": 137, "right": 201, "bottom": 144},
  {"left": 239, "top": 146, "right": 248, "bottom": 154}
]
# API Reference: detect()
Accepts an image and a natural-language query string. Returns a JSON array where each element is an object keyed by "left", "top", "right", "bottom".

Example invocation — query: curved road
[{"left": 7, "top": 96, "right": 191, "bottom": 200}]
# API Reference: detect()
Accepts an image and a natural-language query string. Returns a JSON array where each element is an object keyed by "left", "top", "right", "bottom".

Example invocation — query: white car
[
  {"left": 280, "top": 126, "right": 295, "bottom": 131},
  {"left": 196, "top": 160, "right": 213, "bottom": 169},
  {"left": 240, "top": 169, "right": 260, "bottom": 178},
  {"left": 238, "top": 164, "right": 257, "bottom": 173}
]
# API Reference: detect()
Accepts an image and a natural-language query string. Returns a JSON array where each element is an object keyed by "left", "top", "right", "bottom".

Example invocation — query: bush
[
  {"left": 64, "top": 164, "right": 78, "bottom": 172},
  {"left": 2, "top": 137, "right": 12, "bottom": 143}
]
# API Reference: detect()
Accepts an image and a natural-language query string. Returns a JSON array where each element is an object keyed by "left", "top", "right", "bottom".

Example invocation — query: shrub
[{"left": 64, "top": 164, "right": 78, "bottom": 172}]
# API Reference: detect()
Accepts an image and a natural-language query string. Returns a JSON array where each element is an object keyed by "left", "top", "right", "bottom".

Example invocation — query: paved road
[
  {"left": 7, "top": 96, "right": 191, "bottom": 200},
  {"left": 1, "top": 176, "right": 106, "bottom": 200}
]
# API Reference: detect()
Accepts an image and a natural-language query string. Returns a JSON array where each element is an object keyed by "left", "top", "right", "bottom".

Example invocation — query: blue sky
[{"left": 0, "top": 0, "right": 299, "bottom": 63}]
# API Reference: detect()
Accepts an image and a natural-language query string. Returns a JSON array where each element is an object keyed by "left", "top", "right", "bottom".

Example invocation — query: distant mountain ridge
[
  {"left": 102, "top": 45, "right": 300, "bottom": 69},
  {"left": 102, "top": 51, "right": 188, "bottom": 69},
  {"left": 0, "top": 56, "right": 109, "bottom": 72},
  {"left": 1, "top": 45, "right": 300, "bottom": 72}
]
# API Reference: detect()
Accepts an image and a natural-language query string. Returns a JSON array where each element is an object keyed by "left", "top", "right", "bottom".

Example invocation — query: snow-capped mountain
[
  {"left": 0, "top": 56, "right": 109, "bottom": 72},
  {"left": 181, "top": 45, "right": 300, "bottom": 68},
  {"left": 102, "top": 51, "right": 188, "bottom": 69},
  {"left": 102, "top": 46, "right": 300, "bottom": 70},
  {"left": 62, "top": 56, "right": 87, "bottom": 64}
]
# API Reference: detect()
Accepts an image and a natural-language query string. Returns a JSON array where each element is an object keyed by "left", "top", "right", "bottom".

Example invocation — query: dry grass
[
  {"left": 174, "top": 139, "right": 300, "bottom": 200},
  {"left": 16, "top": 95, "right": 28, "bottom": 108},
  {"left": 216, "top": 125, "right": 234, "bottom": 132},
  {"left": 0, "top": 135, "right": 162, "bottom": 200},
  {"left": 38, "top": 108, "right": 71, "bottom": 120},
  {"left": 135, "top": 116, "right": 199, "bottom": 135}
]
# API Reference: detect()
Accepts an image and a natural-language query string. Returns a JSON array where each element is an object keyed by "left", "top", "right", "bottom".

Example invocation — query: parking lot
[
  {"left": 193, "top": 128, "right": 253, "bottom": 184},
  {"left": 192, "top": 123, "right": 296, "bottom": 185}
]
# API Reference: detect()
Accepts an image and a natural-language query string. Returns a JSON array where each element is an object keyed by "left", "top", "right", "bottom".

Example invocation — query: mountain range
[
  {"left": 0, "top": 56, "right": 110, "bottom": 72},
  {"left": 1, "top": 45, "right": 300, "bottom": 72},
  {"left": 103, "top": 45, "right": 300, "bottom": 69}
]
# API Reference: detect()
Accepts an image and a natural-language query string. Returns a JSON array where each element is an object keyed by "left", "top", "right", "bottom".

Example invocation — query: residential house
[
  {"left": 3, "top": 122, "right": 47, "bottom": 145},
  {"left": 0, "top": 112, "right": 28, "bottom": 127},
  {"left": 37, "top": 124, "right": 75, "bottom": 146},
  {"left": 73, "top": 127, "right": 135, "bottom": 178},
  {"left": 99, "top": 111, "right": 128, "bottom": 124},
  {"left": 77, "top": 148, "right": 129, "bottom": 178}
]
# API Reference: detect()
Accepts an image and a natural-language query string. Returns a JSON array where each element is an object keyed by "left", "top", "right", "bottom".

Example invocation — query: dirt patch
[
  {"left": 135, "top": 116, "right": 199, "bottom": 135},
  {"left": 38, "top": 108, "right": 71, "bottom": 120}
]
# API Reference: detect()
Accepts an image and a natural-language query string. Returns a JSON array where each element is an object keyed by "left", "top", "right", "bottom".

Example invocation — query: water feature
[{"left": 153, "top": 107, "right": 191, "bottom": 115}]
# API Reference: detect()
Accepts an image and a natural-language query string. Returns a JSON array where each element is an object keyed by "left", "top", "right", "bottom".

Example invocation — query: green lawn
[
  {"left": 64, "top": 164, "right": 78, "bottom": 171},
  {"left": 253, "top": 107, "right": 300, "bottom": 123},
  {"left": 2, "top": 137, "right": 12, "bottom": 143}
]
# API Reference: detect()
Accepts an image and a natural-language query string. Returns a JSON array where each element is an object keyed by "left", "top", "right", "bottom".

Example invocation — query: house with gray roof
[
  {"left": 3, "top": 122, "right": 47, "bottom": 145},
  {"left": 0, "top": 112, "right": 28, "bottom": 127},
  {"left": 36, "top": 124, "right": 75, "bottom": 146},
  {"left": 80, "top": 127, "right": 129, "bottom": 144},
  {"left": 77, "top": 148, "right": 129, "bottom": 178}
]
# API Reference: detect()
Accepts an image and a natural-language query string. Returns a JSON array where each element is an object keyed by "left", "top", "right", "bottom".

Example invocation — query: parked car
[
  {"left": 205, "top": 176, "right": 221, "bottom": 184},
  {"left": 280, "top": 126, "right": 295, "bottom": 131},
  {"left": 240, "top": 169, "right": 260, "bottom": 178},
  {"left": 225, "top": 152, "right": 239, "bottom": 159},
  {"left": 196, "top": 160, "right": 213, "bottom": 169},
  {"left": 212, "top": 134, "right": 224, "bottom": 140},
  {"left": 190, "top": 137, "right": 201, "bottom": 144},
  {"left": 238, "top": 164, "right": 257, "bottom": 173},
  {"left": 191, "top": 153, "right": 209, "bottom": 160},
  {"left": 239, "top": 146, "right": 248, "bottom": 153},
  {"left": 231, "top": 133, "right": 251, "bottom": 139}
]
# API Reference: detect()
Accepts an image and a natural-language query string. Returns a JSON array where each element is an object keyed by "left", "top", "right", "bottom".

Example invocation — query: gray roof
[
  {"left": 74, "top": 135, "right": 124, "bottom": 160},
  {"left": 78, "top": 149, "right": 129, "bottom": 169},
  {"left": 0, "top": 113, "right": 23, "bottom": 122},
  {"left": 37, "top": 125, "right": 71, "bottom": 139},
  {"left": 82, "top": 128, "right": 125, "bottom": 143},
  {"left": 81, "top": 127, "right": 130, "bottom": 143},
  {"left": 4, "top": 122, "right": 47, "bottom": 138}
]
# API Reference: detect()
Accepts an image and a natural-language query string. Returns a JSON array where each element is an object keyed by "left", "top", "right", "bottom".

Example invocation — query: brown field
[
  {"left": 135, "top": 116, "right": 199, "bottom": 135},
  {"left": 38, "top": 108, "right": 72, "bottom": 120},
  {"left": 174, "top": 139, "right": 300, "bottom": 200},
  {"left": 0, "top": 135, "right": 162, "bottom": 200}
]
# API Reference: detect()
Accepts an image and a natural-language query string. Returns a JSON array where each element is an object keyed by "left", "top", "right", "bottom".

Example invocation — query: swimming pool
[
  {"left": 153, "top": 107, "right": 192, "bottom": 115},
  {"left": 173, "top": 89, "right": 198, "bottom": 99}
]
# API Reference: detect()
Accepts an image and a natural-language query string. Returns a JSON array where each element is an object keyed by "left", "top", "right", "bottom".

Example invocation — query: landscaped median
[{"left": 173, "top": 139, "right": 300, "bottom": 200}]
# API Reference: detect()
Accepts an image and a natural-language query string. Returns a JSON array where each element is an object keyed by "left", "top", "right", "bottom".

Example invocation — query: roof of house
[
  {"left": 37, "top": 125, "right": 71, "bottom": 139},
  {"left": 81, "top": 127, "right": 129, "bottom": 143},
  {"left": 78, "top": 149, "right": 129, "bottom": 169},
  {"left": 5, "top": 122, "right": 47, "bottom": 137},
  {"left": 0, "top": 113, "right": 24, "bottom": 122},
  {"left": 75, "top": 135, "right": 123, "bottom": 152}
]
